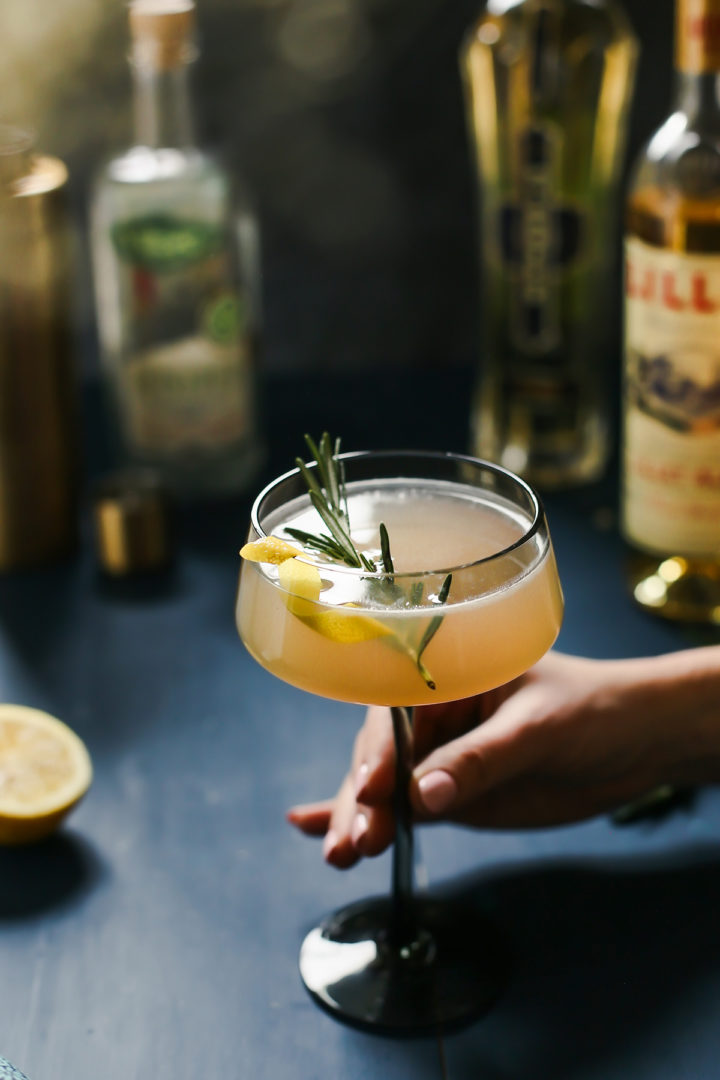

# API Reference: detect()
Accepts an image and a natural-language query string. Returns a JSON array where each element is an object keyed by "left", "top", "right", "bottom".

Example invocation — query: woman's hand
[{"left": 287, "top": 648, "right": 720, "bottom": 868}]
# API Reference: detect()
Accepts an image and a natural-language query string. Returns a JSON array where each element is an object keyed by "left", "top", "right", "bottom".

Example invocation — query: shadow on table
[
  {"left": 0, "top": 561, "right": 83, "bottom": 669},
  {"left": 0, "top": 831, "right": 105, "bottom": 920},
  {"left": 435, "top": 844, "right": 720, "bottom": 1078}
]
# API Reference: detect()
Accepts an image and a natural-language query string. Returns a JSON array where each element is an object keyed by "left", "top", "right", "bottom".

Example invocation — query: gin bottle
[
  {"left": 461, "top": 0, "right": 637, "bottom": 488},
  {"left": 91, "top": 0, "right": 261, "bottom": 498}
]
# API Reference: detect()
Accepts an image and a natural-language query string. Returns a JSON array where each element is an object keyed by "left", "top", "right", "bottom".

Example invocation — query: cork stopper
[
  {"left": 676, "top": 0, "right": 720, "bottom": 73},
  {"left": 129, "top": 0, "right": 196, "bottom": 71}
]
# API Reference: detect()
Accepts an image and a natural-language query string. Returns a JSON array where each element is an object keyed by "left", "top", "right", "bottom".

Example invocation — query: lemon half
[{"left": 0, "top": 705, "right": 92, "bottom": 845}]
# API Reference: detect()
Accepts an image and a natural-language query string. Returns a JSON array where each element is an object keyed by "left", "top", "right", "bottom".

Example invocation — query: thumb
[{"left": 410, "top": 701, "right": 538, "bottom": 818}]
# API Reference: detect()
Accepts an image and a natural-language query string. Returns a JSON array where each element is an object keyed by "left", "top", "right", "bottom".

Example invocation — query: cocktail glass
[{"left": 237, "top": 450, "right": 563, "bottom": 1035}]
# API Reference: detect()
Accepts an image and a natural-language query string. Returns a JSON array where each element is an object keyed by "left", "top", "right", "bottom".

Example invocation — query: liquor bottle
[
  {"left": 461, "top": 0, "right": 637, "bottom": 489},
  {"left": 623, "top": 0, "right": 720, "bottom": 621},
  {"left": 90, "top": 0, "right": 261, "bottom": 498}
]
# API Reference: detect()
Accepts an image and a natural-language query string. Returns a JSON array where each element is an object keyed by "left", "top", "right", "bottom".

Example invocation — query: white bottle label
[
  {"left": 121, "top": 335, "right": 251, "bottom": 455},
  {"left": 110, "top": 214, "right": 255, "bottom": 459},
  {"left": 624, "top": 237, "right": 720, "bottom": 556}
]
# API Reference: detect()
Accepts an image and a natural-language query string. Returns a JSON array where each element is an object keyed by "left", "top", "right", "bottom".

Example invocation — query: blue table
[{"left": 0, "top": 372, "right": 717, "bottom": 1079}]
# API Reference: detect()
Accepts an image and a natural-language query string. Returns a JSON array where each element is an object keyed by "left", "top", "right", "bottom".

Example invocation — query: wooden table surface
[{"left": 0, "top": 372, "right": 719, "bottom": 1080}]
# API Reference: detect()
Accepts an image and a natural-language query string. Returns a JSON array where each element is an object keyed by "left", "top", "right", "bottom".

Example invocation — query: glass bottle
[
  {"left": 461, "top": 0, "right": 637, "bottom": 489},
  {"left": 90, "top": 0, "right": 261, "bottom": 499},
  {"left": 623, "top": 0, "right": 720, "bottom": 621}
]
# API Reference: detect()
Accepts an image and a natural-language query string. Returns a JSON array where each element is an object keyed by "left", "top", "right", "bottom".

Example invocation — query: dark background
[{"left": 1, "top": 0, "right": 675, "bottom": 385}]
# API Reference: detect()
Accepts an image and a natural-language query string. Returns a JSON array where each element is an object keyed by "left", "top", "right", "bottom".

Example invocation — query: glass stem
[{"left": 390, "top": 705, "right": 416, "bottom": 949}]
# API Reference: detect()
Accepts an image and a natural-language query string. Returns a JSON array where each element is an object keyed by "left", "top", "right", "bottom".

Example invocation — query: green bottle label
[{"left": 111, "top": 214, "right": 224, "bottom": 272}]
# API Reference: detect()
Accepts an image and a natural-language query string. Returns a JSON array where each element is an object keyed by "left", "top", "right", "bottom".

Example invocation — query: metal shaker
[{"left": 0, "top": 125, "right": 77, "bottom": 568}]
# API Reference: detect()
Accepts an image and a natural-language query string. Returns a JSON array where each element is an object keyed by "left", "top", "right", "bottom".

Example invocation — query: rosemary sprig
[
  {"left": 379, "top": 523, "right": 394, "bottom": 576},
  {"left": 283, "top": 526, "right": 349, "bottom": 563},
  {"left": 300, "top": 433, "right": 344, "bottom": 522},
  {"left": 414, "top": 573, "right": 452, "bottom": 691},
  {"left": 291, "top": 434, "right": 375, "bottom": 571},
  {"left": 284, "top": 433, "right": 452, "bottom": 690}
]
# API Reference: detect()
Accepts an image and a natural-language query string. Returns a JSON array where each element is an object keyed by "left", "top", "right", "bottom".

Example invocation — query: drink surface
[
  {"left": 237, "top": 479, "right": 563, "bottom": 706},
  {"left": 462, "top": 0, "right": 637, "bottom": 488}
]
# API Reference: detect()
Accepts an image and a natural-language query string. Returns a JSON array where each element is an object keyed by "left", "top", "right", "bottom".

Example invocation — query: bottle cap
[
  {"left": 128, "top": 0, "right": 196, "bottom": 70},
  {"left": 93, "top": 471, "right": 173, "bottom": 576}
]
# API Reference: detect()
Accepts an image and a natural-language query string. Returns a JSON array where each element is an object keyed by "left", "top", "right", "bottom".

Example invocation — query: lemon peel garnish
[
  {"left": 296, "top": 608, "right": 395, "bottom": 645},
  {"left": 276, "top": 558, "right": 393, "bottom": 644},
  {"left": 240, "top": 536, "right": 301, "bottom": 564},
  {"left": 278, "top": 557, "right": 322, "bottom": 601}
]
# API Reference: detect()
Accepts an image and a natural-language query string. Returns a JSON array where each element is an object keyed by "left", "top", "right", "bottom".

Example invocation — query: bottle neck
[
  {"left": 674, "top": 0, "right": 720, "bottom": 117},
  {"left": 673, "top": 69, "right": 720, "bottom": 121},
  {"left": 132, "top": 61, "right": 196, "bottom": 151}
]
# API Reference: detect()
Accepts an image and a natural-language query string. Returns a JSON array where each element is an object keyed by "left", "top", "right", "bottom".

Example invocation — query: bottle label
[
  {"left": 120, "top": 333, "right": 252, "bottom": 456},
  {"left": 624, "top": 236, "right": 720, "bottom": 555},
  {"left": 110, "top": 213, "right": 254, "bottom": 456},
  {"left": 498, "top": 124, "right": 584, "bottom": 355}
]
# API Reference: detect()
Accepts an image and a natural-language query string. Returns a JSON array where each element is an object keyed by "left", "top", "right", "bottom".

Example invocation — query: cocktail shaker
[{"left": 0, "top": 125, "right": 77, "bottom": 568}]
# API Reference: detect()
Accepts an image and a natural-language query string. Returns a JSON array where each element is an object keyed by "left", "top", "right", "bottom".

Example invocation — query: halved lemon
[{"left": 0, "top": 705, "right": 92, "bottom": 845}]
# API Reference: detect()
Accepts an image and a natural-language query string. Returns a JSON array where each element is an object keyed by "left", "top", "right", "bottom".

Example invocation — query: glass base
[
  {"left": 628, "top": 550, "right": 720, "bottom": 624},
  {"left": 299, "top": 895, "right": 507, "bottom": 1036}
]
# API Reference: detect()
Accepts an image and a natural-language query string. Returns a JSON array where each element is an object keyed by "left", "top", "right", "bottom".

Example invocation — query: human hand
[{"left": 287, "top": 649, "right": 717, "bottom": 868}]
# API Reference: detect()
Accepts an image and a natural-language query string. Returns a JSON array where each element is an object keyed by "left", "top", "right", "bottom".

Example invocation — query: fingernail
[
  {"left": 354, "top": 762, "right": 369, "bottom": 798},
  {"left": 323, "top": 830, "right": 339, "bottom": 860},
  {"left": 417, "top": 770, "right": 457, "bottom": 813},
  {"left": 351, "top": 812, "right": 368, "bottom": 849}
]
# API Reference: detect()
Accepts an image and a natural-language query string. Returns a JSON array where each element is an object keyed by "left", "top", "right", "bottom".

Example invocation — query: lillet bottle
[
  {"left": 461, "top": 0, "right": 637, "bottom": 489},
  {"left": 623, "top": 0, "right": 720, "bottom": 621},
  {"left": 91, "top": 0, "right": 261, "bottom": 498}
]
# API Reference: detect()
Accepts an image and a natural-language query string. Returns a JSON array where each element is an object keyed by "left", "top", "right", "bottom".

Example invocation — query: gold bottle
[
  {"left": 0, "top": 126, "right": 77, "bottom": 568},
  {"left": 623, "top": 0, "right": 720, "bottom": 621},
  {"left": 462, "top": 0, "right": 638, "bottom": 489}
]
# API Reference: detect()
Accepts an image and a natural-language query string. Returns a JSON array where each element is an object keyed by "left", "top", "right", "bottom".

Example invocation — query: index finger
[
  {"left": 356, "top": 697, "right": 485, "bottom": 804},
  {"left": 353, "top": 705, "right": 395, "bottom": 804}
]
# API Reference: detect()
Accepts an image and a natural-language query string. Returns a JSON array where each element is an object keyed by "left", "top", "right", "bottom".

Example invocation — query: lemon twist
[
  {"left": 278, "top": 555, "right": 393, "bottom": 644},
  {"left": 239, "top": 536, "right": 303, "bottom": 564},
  {"left": 242, "top": 541, "right": 393, "bottom": 646}
]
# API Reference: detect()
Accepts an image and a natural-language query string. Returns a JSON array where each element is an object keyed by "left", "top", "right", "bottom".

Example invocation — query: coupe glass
[{"left": 236, "top": 450, "right": 563, "bottom": 1035}]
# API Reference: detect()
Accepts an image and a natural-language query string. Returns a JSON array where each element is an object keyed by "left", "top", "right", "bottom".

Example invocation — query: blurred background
[{"left": 0, "top": 0, "right": 674, "bottom": 387}]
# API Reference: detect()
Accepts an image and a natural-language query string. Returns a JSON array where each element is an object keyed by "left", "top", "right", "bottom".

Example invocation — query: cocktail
[{"left": 237, "top": 439, "right": 563, "bottom": 1034}]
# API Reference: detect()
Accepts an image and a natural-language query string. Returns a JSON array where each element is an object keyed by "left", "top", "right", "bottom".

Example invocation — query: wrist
[{"left": 628, "top": 647, "right": 720, "bottom": 788}]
